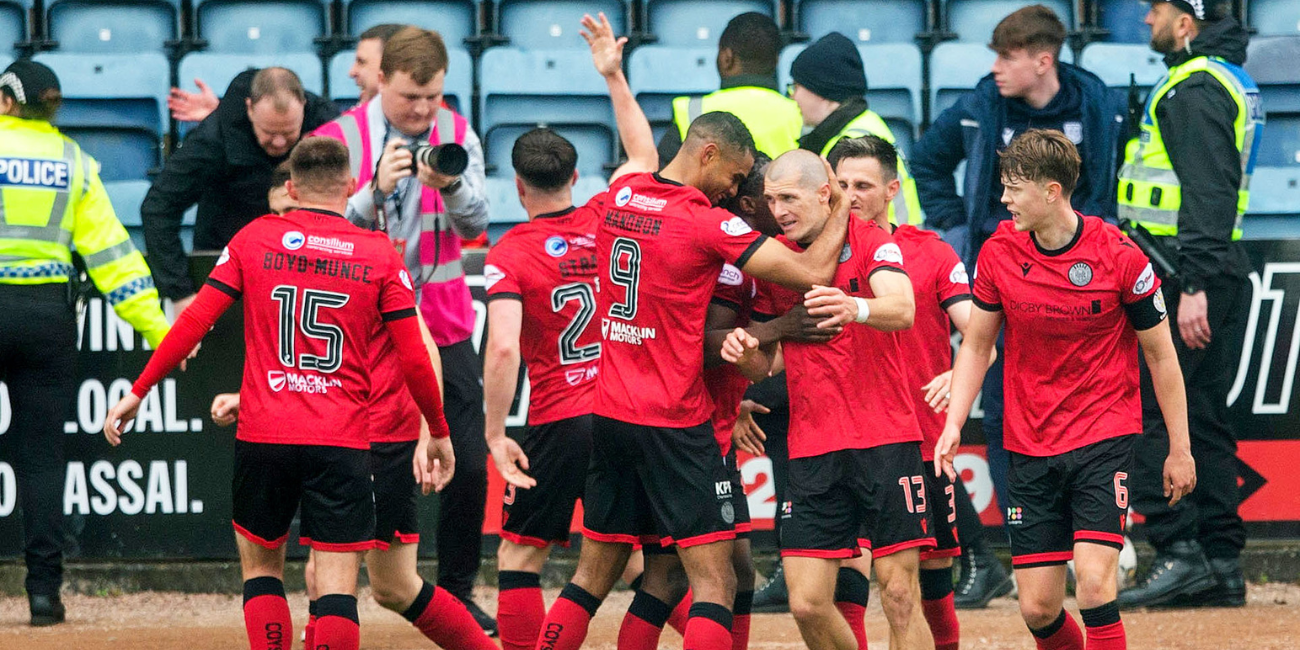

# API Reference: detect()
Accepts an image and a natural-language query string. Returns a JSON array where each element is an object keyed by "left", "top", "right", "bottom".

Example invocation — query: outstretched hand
[{"left": 581, "top": 13, "right": 627, "bottom": 78}]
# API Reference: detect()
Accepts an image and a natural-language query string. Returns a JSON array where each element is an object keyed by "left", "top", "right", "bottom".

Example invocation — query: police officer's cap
[
  {"left": 1150, "top": 0, "right": 1218, "bottom": 21},
  {"left": 0, "top": 60, "right": 61, "bottom": 108}
]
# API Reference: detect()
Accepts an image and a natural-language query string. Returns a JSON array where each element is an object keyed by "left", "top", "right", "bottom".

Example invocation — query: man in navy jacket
[{"left": 911, "top": 4, "right": 1124, "bottom": 610}]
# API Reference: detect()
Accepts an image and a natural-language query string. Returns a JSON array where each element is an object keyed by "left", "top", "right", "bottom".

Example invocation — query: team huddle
[{"left": 101, "top": 13, "right": 1195, "bottom": 650}]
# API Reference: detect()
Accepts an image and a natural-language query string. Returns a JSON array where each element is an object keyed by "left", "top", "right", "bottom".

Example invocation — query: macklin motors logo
[{"left": 267, "top": 370, "right": 342, "bottom": 394}]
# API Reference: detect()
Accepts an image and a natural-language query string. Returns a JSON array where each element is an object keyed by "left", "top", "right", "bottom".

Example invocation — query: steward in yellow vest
[{"left": 789, "top": 33, "right": 923, "bottom": 225}]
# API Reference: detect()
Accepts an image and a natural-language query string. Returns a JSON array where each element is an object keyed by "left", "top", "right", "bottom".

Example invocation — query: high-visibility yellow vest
[
  {"left": 672, "top": 86, "right": 803, "bottom": 158},
  {"left": 0, "top": 114, "right": 169, "bottom": 346},
  {"left": 1117, "top": 55, "right": 1263, "bottom": 240},
  {"left": 820, "top": 110, "right": 924, "bottom": 226}
]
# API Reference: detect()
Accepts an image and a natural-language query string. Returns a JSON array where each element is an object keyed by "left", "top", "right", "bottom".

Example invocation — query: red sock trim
[
  {"left": 835, "top": 601, "right": 868, "bottom": 650},
  {"left": 243, "top": 594, "right": 292, "bottom": 650},
  {"left": 315, "top": 615, "right": 360, "bottom": 650},
  {"left": 413, "top": 585, "right": 498, "bottom": 650},
  {"left": 667, "top": 588, "right": 692, "bottom": 636},
  {"left": 498, "top": 585, "right": 545, "bottom": 650},
  {"left": 1086, "top": 621, "right": 1127, "bottom": 650},
  {"left": 731, "top": 613, "right": 751, "bottom": 650},
  {"left": 921, "top": 593, "right": 960, "bottom": 650},
  {"left": 683, "top": 613, "right": 732, "bottom": 650}
]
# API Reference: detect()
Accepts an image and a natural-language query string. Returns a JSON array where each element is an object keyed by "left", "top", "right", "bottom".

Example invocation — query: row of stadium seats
[{"left": 3, "top": 0, "right": 1299, "bottom": 57}]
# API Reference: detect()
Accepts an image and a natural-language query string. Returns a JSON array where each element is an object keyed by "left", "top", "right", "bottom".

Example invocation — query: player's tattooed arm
[
  {"left": 935, "top": 304, "right": 1003, "bottom": 480},
  {"left": 483, "top": 298, "right": 537, "bottom": 489},
  {"left": 582, "top": 12, "right": 657, "bottom": 182},
  {"left": 1137, "top": 321, "right": 1196, "bottom": 506}
]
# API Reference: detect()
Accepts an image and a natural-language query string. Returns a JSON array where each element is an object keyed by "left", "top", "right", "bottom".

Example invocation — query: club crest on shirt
[
  {"left": 873, "top": 242, "right": 903, "bottom": 265},
  {"left": 1064, "top": 121, "right": 1083, "bottom": 144},
  {"left": 615, "top": 186, "right": 632, "bottom": 206},
  {"left": 1132, "top": 262, "right": 1155, "bottom": 294},
  {"left": 282, "top": 231, "right": 305, "bottom": 251},
  {"left": 544, "top": 235, "right": 568, "bottom": 257},
  {"left": 1069, "top": 262, "right": 1093, "bottom": 287},
  {"left": 838, "top": 243, "right": 853, "bottom": 263}
]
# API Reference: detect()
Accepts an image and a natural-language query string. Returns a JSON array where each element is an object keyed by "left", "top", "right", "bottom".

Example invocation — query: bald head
[{"left": 765, "top": 149, "right": 829, "bottom": 191}]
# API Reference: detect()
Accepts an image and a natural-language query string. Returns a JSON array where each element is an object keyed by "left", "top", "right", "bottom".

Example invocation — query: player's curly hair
[{"left": 998, "top": 128, "right": 1080, "bottom": 195}]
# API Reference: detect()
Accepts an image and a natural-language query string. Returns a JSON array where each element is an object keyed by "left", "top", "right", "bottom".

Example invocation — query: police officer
[
  {"left": 656, "top": 12, "right": 802, "bottom": 165},
  {"left": 789, "top": 32, "right": 923, "bottom": 225},
  {"left": 0, "top": 61, "right": 171, "bottom": 625},
  {"left": 1117, "top": 0, "right": 1260, "bottom": 609}
]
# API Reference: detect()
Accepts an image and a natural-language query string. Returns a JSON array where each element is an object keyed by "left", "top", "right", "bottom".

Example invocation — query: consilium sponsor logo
[
  {"left": 306, "top": 235, "right": 355, "bottom": 256},
  {"left": 630, "top": 194, "right": 667, "bottom": 212},
  {"left": 718, "top": 263, "right": 743, "bottom": 286},
  {"left": 545, "top": 235, "right": 569, "bottom": 257},
  {"left": 614, "top": 186, "right": 633, "bottom": 207},
  {"left": 282, "top": 231, "right": 305, "bottom": 251},
  {"left": 267, "top": 370, "right": 341, "bottom": 394}
]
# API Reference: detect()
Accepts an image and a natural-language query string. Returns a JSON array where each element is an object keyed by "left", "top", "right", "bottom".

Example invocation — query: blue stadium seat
[
  {"left": 627, "top": 46, "right": 718, "bottom": 143},
  {"left": 795, "top": 0, "right": 926, "bottom": 44},
  {"left": 194, "top": 0, "right": 328, "bottom": 54},
  {"left": 327, "top": 47, "right": 473, "bottom": 122},
  {"left": 34, "top": 52, "right": 169, "bottom": 182},
  {"left": 46, "top": 0, "right": 179, "bottom": 53},
  {"left": 345, "top": 0, "right": 478, "bottom": 47},
  {"left": 1096, "top": 0, "right": 1148, "bottom": 43},
  {"left": 0, "top": 0, "right": 30, "bottom": 54},
  {"left": 105, "top": 180, "right": 196, "bottom": 251},
  {"left": 1079, "top": 43, "right": 1165, "bottom": 89},
  {"left": 1246, "top": 37, "right": 1300, "bottom": 173},
  {"left": 644, "top": 0, "right": 776, "bottom": 47},
  {"left": 496, "top": 0, "right": 625, "bottom": 49},
  {"left": 780, "top": 42, "right": 922, "bottom": 151},
  {"left": 480, "top": 48, "right": 614, "bottom": 177},
  {"left": 0, "top": 54, "right": 12, "bottom": 70},
  {"left": 485, "top": 176, "right": 608, "bottom": 241},
  {"left": 1249, "top": 0, "right": 1300, "bottom": 38},
  {"left": 1247, "top": 168, "right": 1300, "bottom": 216},
  {"left": 178, "top": 52, "right": 324, "bottom": 99},
  {"left": 944, "top": 0, "right": 1073, "bottom": 42}
]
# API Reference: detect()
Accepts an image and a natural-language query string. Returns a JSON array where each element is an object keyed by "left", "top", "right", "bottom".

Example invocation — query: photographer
[{"left": 313, "top": 25, "right": 493, "bottom": 634}]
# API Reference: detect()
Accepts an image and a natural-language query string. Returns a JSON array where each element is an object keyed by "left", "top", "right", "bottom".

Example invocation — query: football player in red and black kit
[
  {"left": 936, "top": 130, "right": 1195, "bottom": 650},
  {"left": 105, "top": 138, "right": 456, "bottom": 650},
  {"left": 533, "top": 118, "right": 851, "bottom": 650},
  {"left": 828, "top": 135, "right": 987, "bottom": 650},
  {"left": 723, "top": 150, "right": 935, "bottom": 650},
  {"left": 482, "top": 15, "right": 659, "bottom": 650}
]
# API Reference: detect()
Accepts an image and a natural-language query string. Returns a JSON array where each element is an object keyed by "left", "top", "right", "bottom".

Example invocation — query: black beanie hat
[{"left": 790, "top": 32, "right": 866, "bottom": 102}]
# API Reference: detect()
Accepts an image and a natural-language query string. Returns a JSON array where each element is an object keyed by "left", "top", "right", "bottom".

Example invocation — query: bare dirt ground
[{"left": 1, "top": 583, "right": 1297, "bottom": 649}]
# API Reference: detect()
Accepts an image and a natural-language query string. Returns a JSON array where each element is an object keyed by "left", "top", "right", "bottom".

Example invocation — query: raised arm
[{"left": 582, "top": 12, "right": 657, "bottom": 182}]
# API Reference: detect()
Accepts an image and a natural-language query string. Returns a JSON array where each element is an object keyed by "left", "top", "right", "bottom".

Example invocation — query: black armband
[{"left": 1124, "top": 288, "right": 1168, "bottom": 331}]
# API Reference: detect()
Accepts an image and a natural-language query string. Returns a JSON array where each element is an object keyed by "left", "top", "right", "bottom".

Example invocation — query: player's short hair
[
  {"left": 512, "top": 128, "right": 578, "bottom": 192},
  {"left": 289, "top": 137, "right": 351, "bottom": 196},
  {"left": 827, "top": 135, "right": 898, "bottom": 182},
  {"left": 359, "top": 23, "right": 406, "bottom": 44},
  {"left": 684, "top": 111, "right": 755, "bottom": 158},
  {"left": 720, "top": 151, "right": 772, "bottom": 213},
  {"left": 719, "top": 13, "right": 782, "bottom": 76},
  {"left": 381, "top": 26, "right": 450, "bottom": 85},
  {"left": 269, "top": 160, "right": 292, "bottom": 190},
  {"left": 998, "top": 128, "right": 1079, "bottom": 195},
  {"left": 990, "top": 5, "right": 1066, "bottom": 62},
  {"left": 249, "top": 67, "right": 307, "bottom": 111}
]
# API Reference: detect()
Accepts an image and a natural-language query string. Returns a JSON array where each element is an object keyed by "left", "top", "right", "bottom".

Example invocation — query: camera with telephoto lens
[{"left": 399, "top": 142, "right": 469, "bottom": 177}]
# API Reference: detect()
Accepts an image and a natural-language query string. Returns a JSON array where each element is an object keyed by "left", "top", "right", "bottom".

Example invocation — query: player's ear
[
  {"left": 515, "top": 175, "right": 526, "bottom": 201},
  {"left": 700, "top": 142, "right": 717, "bottom": 166},
  {"left": 286, "top": 179, "right": 301, "bottom": 201},
  {"left": 346, "top": 176, "right": 357, "bottom": 197},
  {"left": 886, "top": 178, "right": 900, "bottom": 202},
  {"left": 1045, "top": 180, "right": 1062, "bottom": 203},
  {"left": 571, "top": 169, "right": 579, "bottom": 188}
]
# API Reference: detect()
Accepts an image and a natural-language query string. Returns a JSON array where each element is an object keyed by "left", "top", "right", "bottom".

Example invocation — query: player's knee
[
  {"left": 788, "top": 590, "right": 833, "bottom": 624},
  {"left": 1073, "top": 566, "right": 1116, "bottom": 608},
  {"left": 369, "top": 580, "right": 417, "bottom": 612},
  {"left": 879, "top": 577, "right": 917, "bottom": 622},
  {"left": 1019, "top": 597, "right": 1062, "bottom": 629}
]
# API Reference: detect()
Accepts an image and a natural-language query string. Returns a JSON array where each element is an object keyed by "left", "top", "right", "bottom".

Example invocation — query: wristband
[{"left": 853, "top": 297, "right": 870, "bottom": 324}]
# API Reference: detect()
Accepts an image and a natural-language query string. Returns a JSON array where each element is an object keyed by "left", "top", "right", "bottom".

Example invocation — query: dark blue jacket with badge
[{"left": 913, "top": 62, "right": 1124, "bottom": 265}]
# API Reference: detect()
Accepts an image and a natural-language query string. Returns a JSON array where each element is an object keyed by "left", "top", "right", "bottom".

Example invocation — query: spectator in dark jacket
[
  {"left": 909, "top": 4, "right": 1125, "bottom": 611},
  {"left": 913, "top": 5, "right": 1124, "bottom": 265},
  {"left": 141, "top": 67, "right": 339, "bottom": 313}
]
